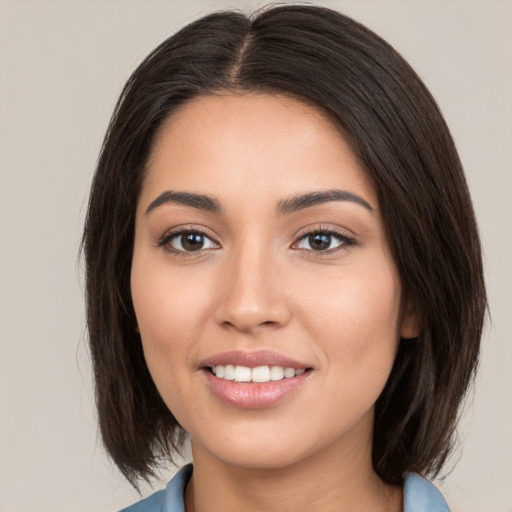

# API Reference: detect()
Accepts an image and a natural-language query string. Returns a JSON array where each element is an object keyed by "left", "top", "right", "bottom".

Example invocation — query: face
[{"left": 131, "top": 93, "right": 416, "bottom": 470}]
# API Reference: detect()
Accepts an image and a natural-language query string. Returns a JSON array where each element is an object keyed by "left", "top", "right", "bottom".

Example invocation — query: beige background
[{"left": 0, "top": 1, "right": 511, "bottom": 511}]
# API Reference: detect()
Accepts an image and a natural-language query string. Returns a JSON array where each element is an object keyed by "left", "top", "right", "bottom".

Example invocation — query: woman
[{"left": 83, "top": 5, "right": 486, "bottom": 511}]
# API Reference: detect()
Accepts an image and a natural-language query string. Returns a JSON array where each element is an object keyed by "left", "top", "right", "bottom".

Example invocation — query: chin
[
  {"left": 212, "top": 445, "right": 305, "bottom": 470},
  {"left": 192, "top": 425, "right": 327, "bottom": 471}
]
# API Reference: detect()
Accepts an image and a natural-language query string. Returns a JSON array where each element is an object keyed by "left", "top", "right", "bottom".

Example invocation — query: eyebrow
[
  {"left": 145, "top": 188, "right": 374, "bottom": 216},
  {"left": 277, "top": 189, "right": 374, "bottom": 215},
  {"left": 145, "top": 191, "right": 222, "bottom": 215}
]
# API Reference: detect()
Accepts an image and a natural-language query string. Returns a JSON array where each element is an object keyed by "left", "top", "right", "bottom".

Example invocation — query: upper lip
[{"left": 198, "top": 350, "right": 312, "bottom": 370}]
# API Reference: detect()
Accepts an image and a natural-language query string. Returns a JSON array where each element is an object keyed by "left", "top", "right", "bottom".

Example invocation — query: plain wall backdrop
[{"left": 0, "top": 1, "right": 511, "bottom": 511}]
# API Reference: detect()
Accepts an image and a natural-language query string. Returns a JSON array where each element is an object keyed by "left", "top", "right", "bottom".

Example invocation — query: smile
[
  {"left": 211, "top": 365, "right": 306, "bottom": 383},
  {"left": 199, "top": 350, "right": 314, "bottom": 408}
]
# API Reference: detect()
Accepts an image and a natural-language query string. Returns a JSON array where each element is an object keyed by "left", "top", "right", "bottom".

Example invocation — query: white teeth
[
  {"left": 211, "top": 365, "right": 306, "bottom": 383},
  {"left": 224, "top": 364, "right": 235, "bottom": 380},
  {"left": 269, "top": 366, "right": 284, "bottom": 381},
  {"left": 284, "top": 367, "right": 296, "bottom": 378},
  {"left": 234, "top": 365, "right": 252, "bottom": 382},
  {"left": 251, "top": 366, "right": 270, "bottom": 383}
]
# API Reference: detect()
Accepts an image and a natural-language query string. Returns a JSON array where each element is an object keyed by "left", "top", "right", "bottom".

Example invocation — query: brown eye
[
  {"left": 164, "top": 230, "right": 218, "bottom": 253},
  {"left": 295, "top": 230, "right": 356, "bottom": 253},
  {"left": 180, "top": 233, "right": 205, "bottom": 251},
  {"left": 308, "top": 233, "right": 331, "bottom": 251}
]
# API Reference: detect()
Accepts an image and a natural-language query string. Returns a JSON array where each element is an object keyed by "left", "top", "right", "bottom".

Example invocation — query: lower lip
[{"left": 202, "top": 369, "right": 311, "bottom": 409}]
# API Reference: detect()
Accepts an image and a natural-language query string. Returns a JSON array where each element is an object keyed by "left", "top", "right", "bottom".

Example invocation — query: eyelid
[
  {"left": 155, "top": 223, "right": 357, "bottom": 257},
  {"left": 156, "top": 225, "right": 221, "bottom": 255},
  {"left": 291, "top": 224, "right": 358, "bottom": 254}
]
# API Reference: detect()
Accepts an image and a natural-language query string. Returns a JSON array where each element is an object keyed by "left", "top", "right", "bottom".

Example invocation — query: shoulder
[
  {"left": 120, "top": 464, "right": 193, "bottom": 512},
  {"left": 403, "top": 473, "right": 450, "bottom": 512},
  {"left": 120, "top": 489, "right": 166, "bottom": 512}
]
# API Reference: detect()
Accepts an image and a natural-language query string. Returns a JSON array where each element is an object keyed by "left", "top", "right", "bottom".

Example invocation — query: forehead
[{"left": 141, "top": 93, "right": 376, "bottom": 210}]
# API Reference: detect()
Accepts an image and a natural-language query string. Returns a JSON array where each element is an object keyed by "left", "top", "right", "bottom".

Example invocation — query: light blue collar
[
  {"left": 122, "top": 464, "right": 450, "bottom": 511},
  {"left": 403, "top": 472, "right": 450, "bottom": 511}
]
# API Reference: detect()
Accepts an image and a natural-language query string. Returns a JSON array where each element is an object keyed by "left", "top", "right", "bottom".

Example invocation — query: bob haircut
[{"left": 83, "top": 4, "right": 486, "bottom": 487}]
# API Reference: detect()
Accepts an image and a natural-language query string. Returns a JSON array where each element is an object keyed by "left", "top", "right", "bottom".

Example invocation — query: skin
[{"left": 131, "top": 93, "right": 418, "bottom": 512}]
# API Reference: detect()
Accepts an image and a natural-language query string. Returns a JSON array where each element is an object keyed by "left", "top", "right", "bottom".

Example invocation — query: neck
[{"left": 184, "top": 429, "right": 402, "bottom": 512}]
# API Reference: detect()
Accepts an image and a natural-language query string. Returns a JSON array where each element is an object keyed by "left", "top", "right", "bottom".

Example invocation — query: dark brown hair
[{"left": 82, "top": 4, "right": 486, "bottom": 487}]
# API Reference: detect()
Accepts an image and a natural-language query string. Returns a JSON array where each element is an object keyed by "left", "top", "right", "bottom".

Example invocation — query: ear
[{"left": 400, "top": 297, "right": 420, "bottom": 340}]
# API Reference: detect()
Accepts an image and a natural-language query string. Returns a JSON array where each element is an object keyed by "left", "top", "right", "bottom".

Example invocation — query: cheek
[
  {"left": 294, "top": 256, "right": 401, "bottom": 371},
  {"left": 294, "top": 263, "right": 401, "bottom": 439},
  {"left": 130, "top": 256, "right": 211, "bottom": 419},
  {"left": 132, "top": 245, "right": 208, "bottom": 325},
  {"left": 130, "top": 253, "right": 210, "bottom": 372}
]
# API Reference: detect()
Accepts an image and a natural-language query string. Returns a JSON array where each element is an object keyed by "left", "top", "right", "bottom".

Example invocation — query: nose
[{"left": 213, "top": 244, "right": 292, "bottom": 333}]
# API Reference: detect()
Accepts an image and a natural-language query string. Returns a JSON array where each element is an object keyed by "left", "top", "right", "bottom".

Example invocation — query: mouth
[
  {"left": 207, "top": 364, "right": 310, "bottom": 383},
  {"left": 199, "top": 351, "right": 314, "bottom": 409}
]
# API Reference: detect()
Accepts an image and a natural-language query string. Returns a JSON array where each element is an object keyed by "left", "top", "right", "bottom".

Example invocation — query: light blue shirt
[{"left": 122, "top": 464, "right": 450, "bottom": 512}]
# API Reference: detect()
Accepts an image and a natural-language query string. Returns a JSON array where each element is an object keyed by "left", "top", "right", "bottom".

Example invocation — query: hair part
[{"left": 83, "top": 4, "right": 486, "bottom": 488}]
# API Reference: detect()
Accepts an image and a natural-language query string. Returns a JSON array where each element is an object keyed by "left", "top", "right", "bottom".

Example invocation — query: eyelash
[
  {"left": 292, "top": 226, "right": 358, "bottom": 256},
  {"left": 156, "top": 226, "right": 218, "bottom": 257},
  {"left": 156, "top": 225, "right": 358, "bottom": 257}
]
